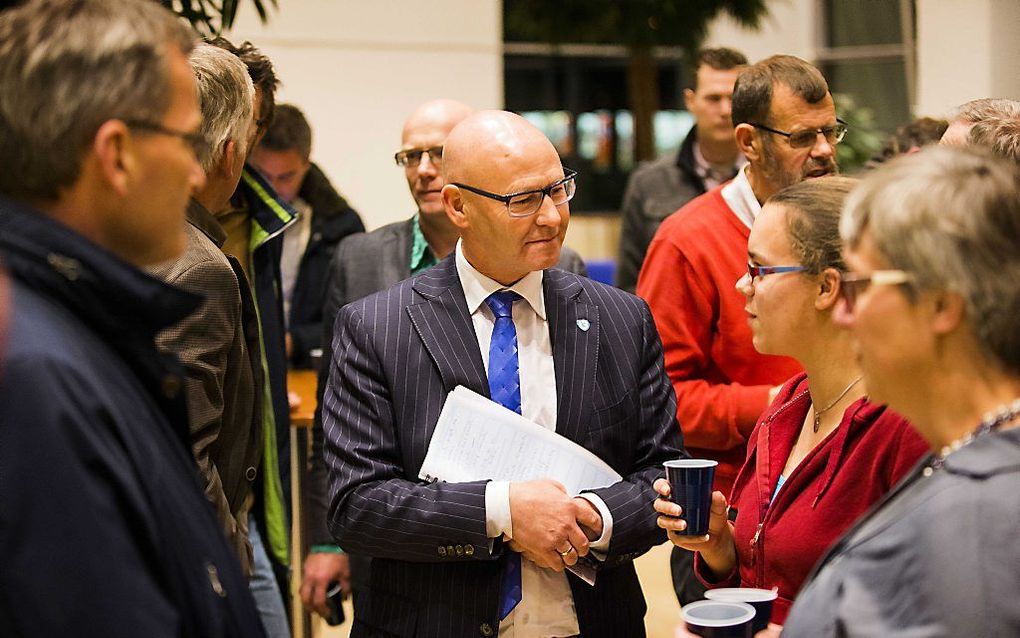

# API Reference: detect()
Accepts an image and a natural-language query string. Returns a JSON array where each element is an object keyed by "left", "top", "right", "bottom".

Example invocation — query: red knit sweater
[
  {"left": 695, "top": 373, "right": 929, "bottom": 624},
  {"left": 636, "top": 187, "right": 801, "bottom": 495}
]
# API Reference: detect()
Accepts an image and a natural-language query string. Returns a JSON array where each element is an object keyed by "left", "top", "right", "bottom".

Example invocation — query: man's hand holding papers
[{"left": 506, "top": 479, "right": 597, "bottom": 571}]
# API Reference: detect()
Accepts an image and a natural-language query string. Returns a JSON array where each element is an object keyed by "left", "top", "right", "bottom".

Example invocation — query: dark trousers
[{"left": 670, "top": 546, "right": 708, "bottom": 606}]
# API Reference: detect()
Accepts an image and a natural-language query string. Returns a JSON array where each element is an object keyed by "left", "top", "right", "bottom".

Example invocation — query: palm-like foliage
[
  {"left": 161, "top": 0, "right": 275, "bottom": 36},
  {"left": 505, "top": 0, "right": 769, "bottom": 161}
]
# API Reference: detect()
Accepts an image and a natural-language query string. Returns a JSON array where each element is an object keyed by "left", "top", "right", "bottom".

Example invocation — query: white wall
[
  {"left": 703, "top": 0, "right": 817, "bottom": 63},
  {"left": 915, "top": 0, "right": 1020, "bottom": 117},
  {"left": 227, "top": 0, "right": 503, "bottom": 231}
]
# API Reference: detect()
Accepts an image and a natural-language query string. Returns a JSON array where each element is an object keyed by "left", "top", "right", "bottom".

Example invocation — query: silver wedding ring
[{"left": 558, "top": 546, "right": 574, "bottom": 557}]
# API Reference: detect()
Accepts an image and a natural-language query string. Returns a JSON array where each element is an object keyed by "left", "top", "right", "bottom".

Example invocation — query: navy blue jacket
[
  {"left": 0, "top": 197, "right": 264, "bottom": 638},
  {"left": 287, "top": 163, "right": 364, "bottom": 368}
]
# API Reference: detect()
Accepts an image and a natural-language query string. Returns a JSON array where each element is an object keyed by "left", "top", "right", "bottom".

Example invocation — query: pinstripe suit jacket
[{"left": 323, "top": 255, "right": 684, "bottom": 638}]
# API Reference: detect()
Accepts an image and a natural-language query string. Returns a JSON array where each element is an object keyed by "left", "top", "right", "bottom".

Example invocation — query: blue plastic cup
[
  {"left": 705, "top": 588, "right": 777, "bottom": 634},
  {"left": 682, "top": 600, "right": 755, "bottom": 638},
  {"left": 664, "top": 459, "right": 718, "bottom": 536}
]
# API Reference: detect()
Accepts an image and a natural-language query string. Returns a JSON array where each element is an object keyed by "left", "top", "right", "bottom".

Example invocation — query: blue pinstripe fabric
[{"left": 322, "top": 255, "right": 686, "bottom": 637}]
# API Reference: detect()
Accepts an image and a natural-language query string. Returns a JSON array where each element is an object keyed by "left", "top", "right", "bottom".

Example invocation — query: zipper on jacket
[{"left": 751, "top": 522, "right": 765, "bottom": 585}]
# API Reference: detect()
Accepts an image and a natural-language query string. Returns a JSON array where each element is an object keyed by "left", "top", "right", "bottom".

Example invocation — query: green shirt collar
[{"left": 409, "top": 214, "right": 438, "bottom": 275}]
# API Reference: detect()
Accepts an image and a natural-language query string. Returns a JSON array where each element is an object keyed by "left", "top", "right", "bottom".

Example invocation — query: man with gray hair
[
  {"left": 969, "top": 117, "right": 1020, "bottom": 166},
  {"left": 146, "top": 41, "right": 290, "bottom": 638},
  {"left": 940, "top": 97, "right": 1020, "bottom": 146},
  {"left": 0, "top": 0, "right": 263, "bottom": 635}
]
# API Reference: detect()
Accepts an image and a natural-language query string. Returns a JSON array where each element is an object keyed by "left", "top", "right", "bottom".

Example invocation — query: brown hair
[
  {"left": 691, "top": 47, "right": 747, "bottom": 89},
  {"left": 206, "top": 36, "right": 278, "bottom": 134},
  {"left": 768, "top": 176, "right": 858, "bottom": 275},
  {"left": 731, "top": 55, "right": 829, "bottom": 127},
  {"left": 259, "top": 103, "right": 312, "bottom": 159}
]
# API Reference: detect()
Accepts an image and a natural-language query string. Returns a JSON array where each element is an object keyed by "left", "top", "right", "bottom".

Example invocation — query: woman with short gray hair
[{"left": 783, "top": 145, "right": 1020, "bottom": 636}]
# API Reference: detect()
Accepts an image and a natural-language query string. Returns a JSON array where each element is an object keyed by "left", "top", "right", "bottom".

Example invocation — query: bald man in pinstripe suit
[{"left": 323, "top": 111, "right": 684, "bottom": 638}]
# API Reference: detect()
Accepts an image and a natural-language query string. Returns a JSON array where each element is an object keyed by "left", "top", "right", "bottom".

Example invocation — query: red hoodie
[{"left": 695, "top": 373, "right": 929, "bottom": 624}]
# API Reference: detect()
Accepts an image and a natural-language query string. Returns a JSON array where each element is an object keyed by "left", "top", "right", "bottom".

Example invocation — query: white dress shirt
[
  {"left": 455, "top": 243, "right": 613, "bottom": 638},
  {"left": 280, "top": 196, "right": 312, "bottom": 327},
  {"left": 720, "top": 164, "right": 762, "bottom": 230}
]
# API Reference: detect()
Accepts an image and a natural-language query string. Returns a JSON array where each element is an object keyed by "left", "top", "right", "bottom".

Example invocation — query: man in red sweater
[{"left": 636, "top": 55, "right": 841, "bottom": 604}]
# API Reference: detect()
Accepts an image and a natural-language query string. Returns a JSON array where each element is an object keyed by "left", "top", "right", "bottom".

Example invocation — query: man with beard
[{"left": 636, "top": 54, "right": 840, "bottom": 606}]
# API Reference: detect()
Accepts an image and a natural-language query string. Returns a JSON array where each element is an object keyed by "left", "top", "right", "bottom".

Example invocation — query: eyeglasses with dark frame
[
  {"left": 452, "top": 168, "right": 578, "bottom": 218},
  {"left": 394, "top": 146, "right": 444, "bottom": 168},
  {"left": 122, "top": 119, "right": 208, "bottom": 159},
  {"left": 744, "top": 262, "right": 808, "bottom": 284},
  {"left": 750, "top": 118, "right": 849, "bottom": 149},
  {"left": 839, "top": 270, "right": 915, "bottom": 311}
]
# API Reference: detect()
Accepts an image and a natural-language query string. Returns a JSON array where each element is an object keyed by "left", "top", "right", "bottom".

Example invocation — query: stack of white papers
[
  {"left": 419, "top": 386, "right": 622, "bottom": 493},
  {"left": 419, "top": 386, "right": 624, "bottom": 586}
]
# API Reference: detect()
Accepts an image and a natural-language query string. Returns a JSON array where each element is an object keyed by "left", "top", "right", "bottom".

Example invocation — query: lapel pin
[{"left": 576, "top": 319, "right": 590, "bottom": 332}]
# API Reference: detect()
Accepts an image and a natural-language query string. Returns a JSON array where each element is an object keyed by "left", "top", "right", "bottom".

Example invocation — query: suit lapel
[
  {"left": 545, "top": 270, "right": 599, "bottom": 445},
  {"left": 406, "top": 256, "right": 489, "bottom": 398}
]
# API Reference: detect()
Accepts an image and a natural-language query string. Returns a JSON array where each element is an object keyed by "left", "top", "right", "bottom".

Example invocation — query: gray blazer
[
  {"left": 321, "top": 255, "right": 683, "bottom": 637},
  {"left": 615, "top": 130, "right": 707, "bottom": 293},
  {"left": 784, "top": 426, "right": 1020, "bottom": 637},
  {"left": 147, "top": 200, "right": 263, "bottom": 575}
]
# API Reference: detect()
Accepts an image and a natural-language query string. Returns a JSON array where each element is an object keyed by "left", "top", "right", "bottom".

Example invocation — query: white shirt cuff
[
  {"left": 578, "top": 493, "right": 613, "bottom": 559},
  {"left": 485, "top": 480, "right": 513, "bottom": 539}
]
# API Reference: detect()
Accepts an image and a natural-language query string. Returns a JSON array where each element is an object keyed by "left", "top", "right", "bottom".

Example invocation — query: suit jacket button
[
  {"left": 161, "top": 375, "right": 182, "bottom": 399},
  {"left": 455, "top": 544, "right": 464, "bottom": 556},
  {"left": 465, "top": 545, "right": 475, "bottom": 556},
  {"left": 480, "top": 622, "right": 494, "bottom": 636},
  {"left": 438, "top": 546, "right": 447, "bottom": 557}
]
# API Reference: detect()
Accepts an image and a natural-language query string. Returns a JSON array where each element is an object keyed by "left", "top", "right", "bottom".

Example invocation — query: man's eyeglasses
[
  {"left": 451, "top": 169, "right": 578, "bottom": 218},
  {"left": 123, "top": 119, "right": 208, "bottom": 159},
  {"left": 395, "top": 146, "right": 443, "bottom": 168},
  {"left": 750, "top": 119, "right": 848, "bottom": 149},
  {"left": 839, "top": 270, "right": 915, "bottom": 311},
  {"left": 745, "top": 263, "right": 808, "bottom": 284}
]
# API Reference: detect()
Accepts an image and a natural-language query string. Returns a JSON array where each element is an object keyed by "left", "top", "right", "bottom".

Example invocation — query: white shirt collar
[
  {"left": 455, "top": 240, "right": 547, "bottom": 321},
  {"left": 720, "top": 165, "right": 762, "bottom": 230}
]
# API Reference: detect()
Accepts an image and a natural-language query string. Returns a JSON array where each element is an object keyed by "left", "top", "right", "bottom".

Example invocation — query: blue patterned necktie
[{"left": 485, "top": 290, "right": 523, "bottom": 620}]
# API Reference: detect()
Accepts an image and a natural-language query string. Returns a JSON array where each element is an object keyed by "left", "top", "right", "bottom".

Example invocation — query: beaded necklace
[{"left": 923, "top": 397, "right": 1020, "bottom": 477}]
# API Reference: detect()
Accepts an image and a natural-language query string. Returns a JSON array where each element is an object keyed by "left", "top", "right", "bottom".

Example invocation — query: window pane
[
  {"left": 824, "top": 59, "right": 909, "bottom": 135},
  {"left": 825, "top": 0, "right": 903, "bottom": 47}
]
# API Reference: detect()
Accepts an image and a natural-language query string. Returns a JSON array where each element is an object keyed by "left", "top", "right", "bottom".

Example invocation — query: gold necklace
[{"left": 812, "top": 376, "right": 863, "bottom": 433}]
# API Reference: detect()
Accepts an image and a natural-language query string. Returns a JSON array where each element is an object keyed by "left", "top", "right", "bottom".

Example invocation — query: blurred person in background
[
  {"left": 654, "top": 177, "right": 927, "bottom": 626},
  {"left": 783, "top": 146, "right": 1020, "bottom": 636},
  {"left": 616, "top": 47, "right": 747, "bottom": 293},
  {"left": 865, "top": 116, "right": 947, "bottom": 168},
  {"left": 939, "top": 97, "right": 1020, "bottom": 146},
  {"left": 637, "top": 54, "right": 841, "bottom": 605},
  {"left": 0, "top": 1, "right": 263, "bottom": 634},
  {"left": 250, "top": 104, "right": 365, "bottom": 369}
]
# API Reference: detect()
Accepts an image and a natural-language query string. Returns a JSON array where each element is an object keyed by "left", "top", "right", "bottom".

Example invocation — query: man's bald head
[
  {"left": 401, "top": 99, "right": 473, "bottom": 143},
  {"left": 399, "top": 98, "right": 473, "bottom": 218},
  {"left": 443, "top": 110, "right": 559, "bottom": 187},
  {"left": 441, "top": 110, "right": 570, "bottom": 285}
]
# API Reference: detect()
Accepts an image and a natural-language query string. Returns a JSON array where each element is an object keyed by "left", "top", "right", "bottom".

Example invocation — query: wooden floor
[{"left": 313, "top": 541, "right": 680, "bottom": 638}]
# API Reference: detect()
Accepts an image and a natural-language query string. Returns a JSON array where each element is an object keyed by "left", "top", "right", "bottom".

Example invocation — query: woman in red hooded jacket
[{"left": 654, "top": 176, "right": 928, "bottom": 626}]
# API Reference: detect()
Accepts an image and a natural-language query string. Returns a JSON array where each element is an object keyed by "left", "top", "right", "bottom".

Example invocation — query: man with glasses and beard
[{"left": 636, "top": 54, "right": 841, "bottom": 606}]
